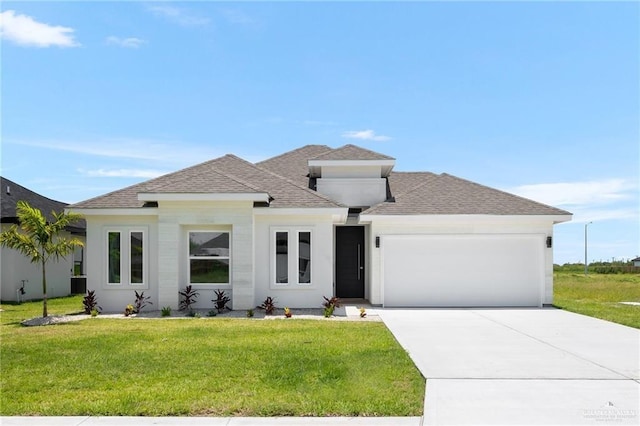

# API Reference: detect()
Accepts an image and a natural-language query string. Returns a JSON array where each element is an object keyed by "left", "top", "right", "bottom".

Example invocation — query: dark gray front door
[{"left": 335, "top": 226, "right": 365, "bottom": 298}]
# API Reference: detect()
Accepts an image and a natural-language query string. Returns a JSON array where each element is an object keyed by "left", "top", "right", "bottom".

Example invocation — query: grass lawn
[
  {"left": 553, "top": 272, "right": 640, "bottom": 329},
  {"left": 0, "top": 296, "right": 425, "bottom": 417}
]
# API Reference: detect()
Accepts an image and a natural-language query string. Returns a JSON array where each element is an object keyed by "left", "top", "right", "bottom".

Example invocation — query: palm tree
[{"left": 0, "top": 200, "right": 84, "bottom": 317}]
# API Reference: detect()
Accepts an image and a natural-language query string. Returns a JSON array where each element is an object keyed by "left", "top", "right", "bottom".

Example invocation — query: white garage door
[{"left": 382, "top": 234, "right": 544, "bottom": 307}]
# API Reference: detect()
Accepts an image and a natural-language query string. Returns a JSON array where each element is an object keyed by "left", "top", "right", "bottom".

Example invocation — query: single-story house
[
  {"left": 1, "top": 177, "right": 86, "bottom": 302},
  {"left": 68, "top": 144, "right": 572, "bottom": 312}
]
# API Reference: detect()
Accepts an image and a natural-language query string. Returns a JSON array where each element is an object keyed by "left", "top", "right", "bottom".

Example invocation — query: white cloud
[
  {"left": 0, "top": 10, "right": 79, "bottom": 48},
  {"left": 342, "top": 129, "right": 391, "bottom": 142},
  {"left": 79, "top": 168, "right": 166, "bottom": 179},
  {"left": 7, "top": 137, "right": 223, "bottom": 167},
  {"left": 510, "top": 179, "right": 637, "bottom": 207},
  {"left": 509, "top": 178, "right": 639, "bottom": 224},
  {"left": 105, "top": 36, "right": 146, "bottom": 49},
  {"left": 147, "top": 5, "right": 210, "bottom": 27},
  {"left": 562, "top": 207, "right": 639, "bottom": 224}
]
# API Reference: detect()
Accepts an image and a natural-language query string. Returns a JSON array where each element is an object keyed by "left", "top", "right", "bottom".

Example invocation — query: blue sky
[{"left": 1, "top": 1, "right": 638, "bottom": 264}]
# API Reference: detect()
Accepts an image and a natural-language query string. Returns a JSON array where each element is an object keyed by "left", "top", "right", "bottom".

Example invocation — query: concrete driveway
[{"left": 378, "top": 308, "right": 640, "bottom": 425}]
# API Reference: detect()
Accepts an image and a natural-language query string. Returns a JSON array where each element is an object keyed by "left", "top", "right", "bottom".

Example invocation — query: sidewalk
[{"left": 1, "top": 416, "right": 423, "bottom": 425}]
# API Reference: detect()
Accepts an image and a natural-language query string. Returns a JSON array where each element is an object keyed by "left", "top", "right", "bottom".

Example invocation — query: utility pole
[{"left": 584, "top": 222, "right": 593, "bottom": 275}]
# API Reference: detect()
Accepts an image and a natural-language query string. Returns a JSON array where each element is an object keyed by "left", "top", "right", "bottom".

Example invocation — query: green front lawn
[
  {"left": 553, "top": 272, "right": 640, "bottom": 329},
  {"left": 0, "top": 297, "right": 425, "bottom": 417}
]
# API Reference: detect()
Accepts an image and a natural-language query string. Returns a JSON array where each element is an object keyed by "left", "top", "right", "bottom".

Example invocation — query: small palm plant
[{"left": 0, "top": 201, "right": 83, "bottom": 318}]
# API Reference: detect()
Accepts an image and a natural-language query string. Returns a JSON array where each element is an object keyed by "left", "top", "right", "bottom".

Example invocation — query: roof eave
[
  {"left": 360, "top": 213, "right": 573, "bottom": 224},
  {"left": 66, "top": 207, "right": 158, "bottom": 216},
  {"left": 138, "top": 192, "right": 270, "bottom": 202}
]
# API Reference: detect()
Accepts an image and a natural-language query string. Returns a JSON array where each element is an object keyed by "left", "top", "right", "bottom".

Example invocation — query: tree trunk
[{"left": 42, "top": 258, "right": 48, "bottom": 318}]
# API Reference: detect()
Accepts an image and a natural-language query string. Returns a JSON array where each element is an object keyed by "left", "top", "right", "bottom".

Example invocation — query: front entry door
[{"left": 335, "top": 226, "right": 365, "bottom": 298}]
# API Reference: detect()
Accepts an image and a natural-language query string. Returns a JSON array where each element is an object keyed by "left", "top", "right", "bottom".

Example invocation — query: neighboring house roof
[
  {"left": 71, "top": 154, "right": 343, "bottom": 209},
  {"left": 0, "top": 176, "right": 86, "bottom": 231},
  {"left": 363, "top": 173, "right": 571, "bottom": 216}
]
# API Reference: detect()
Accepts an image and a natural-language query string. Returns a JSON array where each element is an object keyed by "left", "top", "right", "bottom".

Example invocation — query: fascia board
[{"left": 308, "top": 160, "right": 396, "bottom": 168}]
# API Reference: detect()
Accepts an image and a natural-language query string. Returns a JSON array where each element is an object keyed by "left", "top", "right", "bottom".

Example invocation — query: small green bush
[
  {"left": 124, "top": 304, "right": 135, "bottom": 317},
  {"left": 323, "top": 305, "right": 335, "bottom": 318}
]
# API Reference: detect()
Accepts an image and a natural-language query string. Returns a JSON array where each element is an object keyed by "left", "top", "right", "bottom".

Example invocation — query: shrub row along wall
[{"left": 554, "top": 262, "right": 639, "bottom": 274}]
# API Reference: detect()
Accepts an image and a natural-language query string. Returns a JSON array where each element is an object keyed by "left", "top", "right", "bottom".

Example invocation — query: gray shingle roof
[
  {"left": 70, "top": 154, "right": 343, "bottom": 209},
  {"left": 310, "top": 144, "right": 394, "bottom": 161},
  {"left": 257, "top": 145, "right": 332, "bottom": 188},
  {"left": 70, "top": 145, "right": 571, "bottom": 217},
  {"left": 363, "top": 173, "right": 571, "bottom": 216},
  {"left": 387, "top": 172, "right": 438, "bottom": 197}
]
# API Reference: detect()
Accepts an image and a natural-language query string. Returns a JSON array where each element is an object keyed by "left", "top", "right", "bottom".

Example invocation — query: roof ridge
[
  {"left": 256, "top": 144, "right": 332, "bottom": 165},
  {"left": 440, "top": 173, "right": 571, "bottom": 215},
  {"left": 363, "top": 175, "right": 438, "bottom": 214},
  {"left": 146, "top": 158, "right": 265, "bottom": 194},
  {"left": 68, "top": 180, "right": 146, "bottom": 208},
  {"left": 392, "top": 173, "right": 441, "bottom": 198},
  {"left": 249, "top": 158, "right": 346, "bottom": 207},
  {"left": 68, "top": 155, "right": 236, "bottom": 208},
  {"left": 311, "top": 144, "right": 395, "bottom": 161}
]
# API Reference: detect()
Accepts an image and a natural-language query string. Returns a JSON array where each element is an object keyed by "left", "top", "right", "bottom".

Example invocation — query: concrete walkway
[{"left": 378, "top": 308, "right": 640, "bottom": 425}]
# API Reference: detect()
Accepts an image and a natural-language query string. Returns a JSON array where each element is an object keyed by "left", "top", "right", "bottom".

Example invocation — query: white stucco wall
[
  {"left": 0, "top": 224, "right": 78, "bottom": 302},
  {"left": 364, "top": 215, "right": 558, "bottom": 306},
  {"left": 254, "top": 213, "right": 335, "bottom": 309},
  {"left": 84, "top": 202, "right": 255, "bottom": 313},
  {"left": 85, "top": 215, "right": 158, "bottom": 313},
  {"left": 320, "top": 165, "right": 382, "bottom": 179},
  {"left": 317, "top": 178, "right": 386, "bottom": 207},
  {"left": 160, "top": 201, "right": 254, "bottom": 311}
]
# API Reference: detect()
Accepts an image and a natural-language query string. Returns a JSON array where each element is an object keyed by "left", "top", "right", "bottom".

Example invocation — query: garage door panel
[{"left": 382, "top": 234, "right": 544, "bottom": 307}]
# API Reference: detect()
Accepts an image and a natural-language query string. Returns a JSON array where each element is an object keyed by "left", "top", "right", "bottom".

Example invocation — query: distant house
[
  {"left": 633, "top": 257, "right": 640, "bottom": 268},
  {"left": 68, "top": 144, "right": 572, "bottom": 312},
  {"left": 0, "top": 177, "right": 86, "bottom": 302}
]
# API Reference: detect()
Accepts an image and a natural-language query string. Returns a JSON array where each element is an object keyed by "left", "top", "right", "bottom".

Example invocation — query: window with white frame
[
  {"left": 188, "top": 231, "right": 230, "bottom": 285},
  {"left": 272, "top": 229, "right": 312, "bottom": 286},
  {"left": 105, "top": 228, "right": 147, "bottom": 287},
  {"left": 130, "top": 231, "right": 144, "bottom": 284},
  {"left": 107, "top": 231, "right": 121, "bottom": 285}
]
